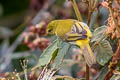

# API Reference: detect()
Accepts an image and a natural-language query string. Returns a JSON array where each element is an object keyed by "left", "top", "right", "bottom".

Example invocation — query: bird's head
[{"left": 46, "top": 20, "right": 57, "bottom": 34}]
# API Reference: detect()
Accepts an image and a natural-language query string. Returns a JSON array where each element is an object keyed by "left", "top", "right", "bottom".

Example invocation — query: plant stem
[
  {"left": 16, "top": 73, "right": 21, "bottom": 80},
  {"left": 109, "top": 7, "right": 120, "bottom": 34},
  {"left": 71, "top": 0, "right": 83, "bottom": 21},
  {"left": 86, "top": 64, "right": 90, "bottom": 80},
  {"left": 88, "top": 11, "right": 92, "bottom": 26},
  {"left": 104, "top": 40, "right": 120, "bottom": 80},
  {"left": 24, "top": 69, "right": 28, "bottom": 80},
  {"left": 86, "top": 2, "right": 92, "bottom": 80}
]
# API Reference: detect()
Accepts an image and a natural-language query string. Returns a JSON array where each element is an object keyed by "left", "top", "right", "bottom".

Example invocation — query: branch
[
  {"left": 71, "top": 0, "right": 83, "bottom": 21},
  {"left": 109, "top": 7, "right": 120, "bottom": 34},
  {"left": 104, "top": 40, "right": 120, "bottom": 80},
  {"left": 52, "top": 75, "right": 78, "bottom": 80}
]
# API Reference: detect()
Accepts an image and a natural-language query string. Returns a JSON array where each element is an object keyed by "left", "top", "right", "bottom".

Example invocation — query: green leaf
[
  {"left": 91, "top": 25, "right": 107, "bottom": 42},
  {"left": 37, "top": 39, "right": 59, "bottom": 67},
  {"left": 96, "top": 65, "right": 109, "bottom": 80},
  {"left": 52, "top": 42, "right": 70, "bottom": 69},
  {"left": 94, "top": 40, "right": 113, "bottom": 65}
]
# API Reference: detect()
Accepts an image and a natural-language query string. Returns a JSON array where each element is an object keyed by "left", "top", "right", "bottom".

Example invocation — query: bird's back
[
  {"left": 54, "top": 19, "right": 75, "bottom": 37},
  {"left": 54, "top": 19, "right": 92, "bottom": 41}
]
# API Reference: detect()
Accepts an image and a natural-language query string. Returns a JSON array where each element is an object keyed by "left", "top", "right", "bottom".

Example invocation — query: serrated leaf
[
  {"left": 37, "top": 39, "right": 59, "bottom": 67},
  {"left": 96, "top": 65, "right": 109, "bottom": 80},
  {"left": 94, "top": 40, "right": 113, "bottom": 65},
  {"left": 91, "top": 25, "right": 107, "bottom": 42},
  {"left": 52, "top": 42, "right": 70, "bottom": 69}
]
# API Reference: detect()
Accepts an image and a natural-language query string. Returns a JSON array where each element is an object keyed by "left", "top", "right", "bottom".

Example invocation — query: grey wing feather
[{"left": 65, "top": 22, "right": 87, "bottom": 41}]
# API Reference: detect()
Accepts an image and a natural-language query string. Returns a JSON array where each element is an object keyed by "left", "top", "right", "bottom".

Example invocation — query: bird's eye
[{"left": 48, "top": 29, "right": 52, "bottom": 32}]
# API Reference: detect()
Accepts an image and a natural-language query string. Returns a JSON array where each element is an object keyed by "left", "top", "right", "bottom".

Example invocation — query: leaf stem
[
  {"left": 86, "top": 64, "right": 90, "bottom": 80},
  {"left": 88, "top": 11, "right": 92, "bottom": 26}
]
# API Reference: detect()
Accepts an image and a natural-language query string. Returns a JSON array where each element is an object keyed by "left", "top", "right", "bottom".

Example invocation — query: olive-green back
[{"left": 54, "top": 19, "right": 75, "bottom": 38}]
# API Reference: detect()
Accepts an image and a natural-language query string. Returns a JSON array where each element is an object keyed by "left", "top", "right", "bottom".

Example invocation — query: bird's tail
[{"left": 76, "top": 41, "right": 96, "bottom": 67}]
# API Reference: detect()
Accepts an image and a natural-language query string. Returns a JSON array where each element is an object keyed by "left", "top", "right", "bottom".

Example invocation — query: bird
[{"left": 46, "top": 19, "right": 96, "bottom": 67}]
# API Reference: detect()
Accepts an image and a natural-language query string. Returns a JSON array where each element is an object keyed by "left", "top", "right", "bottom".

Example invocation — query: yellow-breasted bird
[{"left": 46, "top": 19, "right": 96, "bottom": 67}]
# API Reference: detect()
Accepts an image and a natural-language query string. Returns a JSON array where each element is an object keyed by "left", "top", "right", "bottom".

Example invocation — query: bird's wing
[{"left": 65, "top": 21, "right": 88, "bottom": 41}]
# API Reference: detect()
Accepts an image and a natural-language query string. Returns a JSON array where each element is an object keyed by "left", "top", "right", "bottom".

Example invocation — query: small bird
[{"left": 46, "top": 19, "right": 96, "bottom": 67}]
